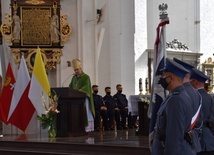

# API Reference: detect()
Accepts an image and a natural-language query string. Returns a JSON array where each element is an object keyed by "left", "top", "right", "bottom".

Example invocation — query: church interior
[{"left": 0, "top": 0, "right": 213, "bottom": 154}]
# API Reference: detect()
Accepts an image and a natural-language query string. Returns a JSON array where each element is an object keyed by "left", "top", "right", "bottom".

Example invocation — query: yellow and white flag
[{"left": 28, "top": 48, "right": 50, "bottom": 116}]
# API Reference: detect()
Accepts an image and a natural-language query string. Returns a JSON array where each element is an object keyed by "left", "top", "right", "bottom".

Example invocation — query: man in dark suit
[
  {"left": 190, "top": 68, "right": 214, "bottom": 155},
  {"left": 152, "top": 58, "right": 194, "bottom": 155}
]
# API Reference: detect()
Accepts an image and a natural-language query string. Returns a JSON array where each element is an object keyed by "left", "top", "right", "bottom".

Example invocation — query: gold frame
[{"left": 11, "top": 48, "right": 62, "bottom": 73}]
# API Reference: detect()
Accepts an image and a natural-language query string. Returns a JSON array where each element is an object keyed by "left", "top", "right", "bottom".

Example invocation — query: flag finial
[{"left": 159, "top": 3, "right": 168, "bottom": 19}]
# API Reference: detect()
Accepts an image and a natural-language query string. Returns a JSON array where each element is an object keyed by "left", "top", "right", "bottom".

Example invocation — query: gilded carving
[
  {"left": 11, "top": 49, "right": 21, "bottom": 64},
  {"left": 60, "top": 14, "right": 72, "bottom": 45},
  {"left": 21, "top": 8, "right": 51, "bottom": 46},
  {"left": 10, "top": 48, "right": 62, "bottom": 73},
  {"left": 0, "top": 14, "right": 12, "bottom": 44},
  {"left": 1, "top": 0, "right": 72, "bottom": 72}
]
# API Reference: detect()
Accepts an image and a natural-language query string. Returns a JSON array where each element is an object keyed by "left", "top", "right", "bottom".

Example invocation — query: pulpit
[
  {"left": 51, "top": 87, "right": 87, "bottom": 137},
  {"left": 135, "top": 101, "right": 150, "bottom": 136},
  {"left": 128, "top": 95, "right": 150, "bottom": 136}
]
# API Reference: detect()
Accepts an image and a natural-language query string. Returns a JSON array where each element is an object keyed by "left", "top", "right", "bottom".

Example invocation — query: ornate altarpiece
[{"left": 1, "top": 0, "right": 72, "bottom": 72}]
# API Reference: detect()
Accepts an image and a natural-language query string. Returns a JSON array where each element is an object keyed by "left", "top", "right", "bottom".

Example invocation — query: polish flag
[
  {"left": 7, "top": 56, "right": 35, "bottom": 131},
  {"left": 148, "top": 17, "right": 169, "bottom": 151}
]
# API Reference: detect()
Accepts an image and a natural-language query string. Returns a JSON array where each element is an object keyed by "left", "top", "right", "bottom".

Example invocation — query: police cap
[
  {"left": 190, "top": 68, "right": 209, "bottom": 83},
  {"left": 161, "top": 58, "right": 189, "bottom": 78},
  {"left": 173, "top": 58, "right": 194, "bottom": 71}
]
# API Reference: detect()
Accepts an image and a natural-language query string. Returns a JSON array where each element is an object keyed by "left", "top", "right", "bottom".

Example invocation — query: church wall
[
  {"left": 200, "top": 0, "right": 214, "bottom": 65},
  {"left": 135, "top": 0, "right": 147, "bottom": 94},
  {"left": 147, "top": 0, "right": 198, "bottom": 53},
  {"left": 59, "top": 0, "right": 79, "bottom": 87},
  {"left": 79, "top": 0, "right": 96, "bottom": 86},
  {"left": 96, "top": 0, "right": 111, "bottom": 95},
  {"left": 96, "top": 0, "right": 135, "bottom": 96},
  {"left": 119, "top": 1, "right": 135, "bottom": 96}
]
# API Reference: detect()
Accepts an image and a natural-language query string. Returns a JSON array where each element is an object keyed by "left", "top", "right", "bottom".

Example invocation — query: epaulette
[{"left": 172, "top": 91, "right": 179, "bottom": 95}]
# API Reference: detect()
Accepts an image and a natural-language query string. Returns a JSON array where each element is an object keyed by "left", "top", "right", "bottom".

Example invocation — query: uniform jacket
[
  {"left": 198, "top": 88, "right": 214, "bottom": 151},
  {"left": 184, "top": 82, "right": 202, "bottom": 153},
  {"left": 152, "top": 85, "right": 195, "bottom": 155},
  {"left": 113, "top": 92, "right": 128, "bottom": 110},
  {"left": 93, "top": 93, "right": 105, "bottom": 111},
  {"left": 103, "top": 94, "right": 117, "bottom": 110}
]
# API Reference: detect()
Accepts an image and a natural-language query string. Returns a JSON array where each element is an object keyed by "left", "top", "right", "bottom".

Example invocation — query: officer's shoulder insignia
[{"left": 172, "top": 91, "right": 179, "bottom": 95}]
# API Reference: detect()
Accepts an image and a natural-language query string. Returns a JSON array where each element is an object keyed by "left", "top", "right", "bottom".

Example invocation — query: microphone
[{"left": 61, "top": 73, "right": 75, "bottom": 87}]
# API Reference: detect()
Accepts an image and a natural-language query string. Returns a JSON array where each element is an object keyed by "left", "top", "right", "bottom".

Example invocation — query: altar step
[{"left": 0, "top": 140, "right": 150, "bottom": 155}]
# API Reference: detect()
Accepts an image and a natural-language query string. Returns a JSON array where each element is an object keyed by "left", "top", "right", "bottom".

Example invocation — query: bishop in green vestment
[{"left": 69, "top": 59, "right": 95, "bottom": 124}]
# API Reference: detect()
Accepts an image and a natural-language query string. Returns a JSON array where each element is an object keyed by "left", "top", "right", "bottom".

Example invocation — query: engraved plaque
[{"left": 21, "top": 7, "right": 51, "bottom": 46}]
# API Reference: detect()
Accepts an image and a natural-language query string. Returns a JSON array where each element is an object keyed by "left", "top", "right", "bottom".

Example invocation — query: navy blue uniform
[
  {"left": 93, "top": 93, "right": 108, "bottom": 130},
  {"left": 103, "top": 94, "right": 117, "bottom": 129},
  {"left": 184, "top": 82, "right": 203, "bottom": 153},
  {"left": 114, "top": 92, "right": 128, "bottom": 128},
  {"left": 152, "top": 86, "right": 195, "bottom": 155},
  {"left": 198, "top": 88, "right": 214, "bottom": 152}
]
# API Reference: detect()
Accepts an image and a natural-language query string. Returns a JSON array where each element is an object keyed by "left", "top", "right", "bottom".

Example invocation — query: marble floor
[{"left": 0, "top": 128, "right": 150, "bottom": 155}]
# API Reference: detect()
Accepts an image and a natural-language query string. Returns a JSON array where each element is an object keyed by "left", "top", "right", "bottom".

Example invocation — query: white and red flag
[
  {"left": 7, "top": 56, "right": 35, "bottom": 131},
  {"left": 148, "top": 18, "right": 169, "bottom": 151}
]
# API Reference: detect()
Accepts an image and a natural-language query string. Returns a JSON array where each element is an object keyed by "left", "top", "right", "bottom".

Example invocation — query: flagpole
[
  {"left": 148, "top": 4, "right": 169, "bottom": 118},
  {"left": 159, "top": 4, "right": 169, "bottom": 99},
  {"left": 159, "top": 4, "right": 168, "bottom": 65},
  {"left": 148, "top": 3, "right": 169, "bottom": 152}
]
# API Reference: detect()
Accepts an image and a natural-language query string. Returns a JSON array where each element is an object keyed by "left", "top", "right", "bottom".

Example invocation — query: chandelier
[{"left": 25, "top": 0, "right": 45, "bottom": 5}]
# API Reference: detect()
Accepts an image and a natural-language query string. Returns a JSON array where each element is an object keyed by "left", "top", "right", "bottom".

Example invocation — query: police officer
[
  {"left": 152, "top": 58, "right": 194, "bottom": 155},
  {"left": 103, "top": 87, "right": 120, "bottom": 130},
  {"left": 92, "top": 85, "right": 108, "bottom": 132},
  {"left": 113, "top": 84, "right": 128, "bottom": 129},
  {"left": 173, "top": 58, "right": 203, "bottom": 153},
  {"left": 190, "top": 68, "right": 214, "bottom": 155}
]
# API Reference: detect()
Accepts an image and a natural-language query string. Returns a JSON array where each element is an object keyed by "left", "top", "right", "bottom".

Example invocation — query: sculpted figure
[
  {"left": 50, "top": 9, "right": 60, "bottom": 43},
  {"left": 12, "top": 10, "right": 21, "bottom": 42}
]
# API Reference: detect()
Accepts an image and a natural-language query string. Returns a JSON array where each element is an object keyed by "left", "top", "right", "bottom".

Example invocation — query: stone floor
[{"left": 0, "top": 128, "right": 150, "bottom": 155}]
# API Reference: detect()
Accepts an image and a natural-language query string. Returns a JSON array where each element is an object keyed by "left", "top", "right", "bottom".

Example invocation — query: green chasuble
[{"left": 69, "top": 72, "right": 95, "bottom": 118}]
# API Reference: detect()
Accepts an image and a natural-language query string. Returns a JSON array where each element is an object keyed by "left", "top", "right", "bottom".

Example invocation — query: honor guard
[
  {"left": 174, "top": 58, "right": 203, "bottom": 153},
  {"left": 190, "top": 68, "right": 214, "bottom": 155},
  {"left": 152, "top": 58, "right": 195, "bottom": 155}
]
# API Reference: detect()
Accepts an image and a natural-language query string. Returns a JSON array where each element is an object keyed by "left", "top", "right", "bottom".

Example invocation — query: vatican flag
[{"left": 28, "top": 48, "right": 50, "bottom": 116}]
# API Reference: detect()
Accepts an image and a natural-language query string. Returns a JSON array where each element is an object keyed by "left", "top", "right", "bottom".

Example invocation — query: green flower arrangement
[{"left": 37, "top": 90, "right": 59, "bottom": 138}]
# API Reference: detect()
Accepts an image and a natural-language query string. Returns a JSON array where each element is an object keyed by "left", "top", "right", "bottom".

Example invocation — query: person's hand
[
  {"left": 115, "top": 107, "right": 119, "bottom": 111},
  {"left": 101, "top": 106, "right": 107, "bottom": 110}
]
